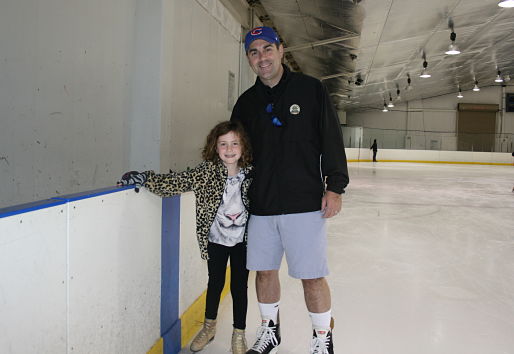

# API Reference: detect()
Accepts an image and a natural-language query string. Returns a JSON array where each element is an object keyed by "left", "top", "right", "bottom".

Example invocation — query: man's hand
[{"left": 321, "top": 190, "right": 342, "bottom": 218}]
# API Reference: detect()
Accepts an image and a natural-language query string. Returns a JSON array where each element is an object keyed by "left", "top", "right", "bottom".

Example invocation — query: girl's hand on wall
[{"left": 117, "top": 171, "right": 148, "bottom": 193}]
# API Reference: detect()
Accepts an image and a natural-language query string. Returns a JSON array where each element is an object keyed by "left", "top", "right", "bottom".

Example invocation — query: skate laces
[
  {"left": 251, "top": 323, "right": 278, "bottom": 352},
  {"left": 310, "top": 331, "right": 331, "bottom": 354},
  {"left": 195, "top": 328, "right": 210, "bottom": 341},
  {"left": 194, "top": 321, "right": 215, "bottom": 341}
]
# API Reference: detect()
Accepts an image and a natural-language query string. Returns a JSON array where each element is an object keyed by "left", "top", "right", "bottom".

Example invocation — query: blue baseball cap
[{"left": 244, "top": 26, "right": 280, "bottom": 52}]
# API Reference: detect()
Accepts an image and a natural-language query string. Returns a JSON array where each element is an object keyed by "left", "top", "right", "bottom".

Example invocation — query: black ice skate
[
  {"left": 310, "top": 317, "right": 334, "bottom": 354},
  {"left": 246, "top": 317, "right": 280, "bottom": 354}
]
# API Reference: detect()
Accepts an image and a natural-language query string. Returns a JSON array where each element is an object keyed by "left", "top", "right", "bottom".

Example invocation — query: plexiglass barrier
[{"left": 343, "top": 126, "right": 514, "bottom": 153}]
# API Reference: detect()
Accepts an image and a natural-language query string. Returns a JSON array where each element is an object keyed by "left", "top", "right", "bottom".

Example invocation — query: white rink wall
[
  {"left": 346, "top": 148, "right": 513, "bottom": 165},
  {"left": 0, "top": 188, "right": 164, "bottom": 353},
  {"left": 178, "top": 192, "right": 207, "bottom": 317},
  {"left": 0, "top": 200, "right": 68, "bottom": 353},
  {"left": 0, "top": 186, "right": 206, "bottom": 354}
]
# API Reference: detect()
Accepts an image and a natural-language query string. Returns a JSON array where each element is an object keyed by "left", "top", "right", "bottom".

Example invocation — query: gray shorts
[{"left": 246, "top": 211, "right": 329, "bottom": 279}]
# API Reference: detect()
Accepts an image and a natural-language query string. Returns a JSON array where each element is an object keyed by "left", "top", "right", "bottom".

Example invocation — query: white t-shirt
[{"left": 208, "top": 170, "right": 248, "bottom": 246}]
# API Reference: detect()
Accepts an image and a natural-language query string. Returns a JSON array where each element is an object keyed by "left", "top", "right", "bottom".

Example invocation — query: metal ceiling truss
[{"left": 245, "top": 0, "right": 514, "bottom": 111}]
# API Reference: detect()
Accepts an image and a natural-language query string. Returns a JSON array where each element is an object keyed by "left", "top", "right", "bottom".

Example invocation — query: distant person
[
  {"left": 118, "top": 121, "right": 253, "bottom": 354},
  {"left": 370, "top": 139, "right": 378, "bottom": 162},
  {"left": 231, "top": 26, "right": 349, "bottom": 354}
]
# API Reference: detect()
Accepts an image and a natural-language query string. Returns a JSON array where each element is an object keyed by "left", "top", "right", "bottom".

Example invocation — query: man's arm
[{"left": 319, "top": 82, "right": 349, "bottom": 195}]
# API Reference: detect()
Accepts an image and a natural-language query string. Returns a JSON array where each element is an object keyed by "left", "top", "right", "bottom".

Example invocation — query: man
[{"left": 230, "top": 26, "right": 349, "bottom": 354}]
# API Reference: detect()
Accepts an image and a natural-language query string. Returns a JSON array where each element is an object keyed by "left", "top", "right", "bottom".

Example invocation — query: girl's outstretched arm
[{"left": 144, "top": 168, "right": 195, "bottom": 197}]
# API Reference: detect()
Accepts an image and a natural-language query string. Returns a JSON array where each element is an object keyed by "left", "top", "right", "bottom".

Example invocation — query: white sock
[
  {"left": 309, "top": 310, "right": 331, "bottom": 329},
  {"left": 258, "top": 301, "right": 280, "bottom": 323}
]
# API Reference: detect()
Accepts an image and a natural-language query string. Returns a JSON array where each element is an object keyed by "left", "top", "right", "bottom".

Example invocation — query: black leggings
[{"left": 205, "top": 241, "right": 249, "bottom": 330}]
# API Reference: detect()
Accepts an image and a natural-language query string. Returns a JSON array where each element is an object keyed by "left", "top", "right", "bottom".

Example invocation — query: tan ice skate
[
  {"left": 231, "top": 328, "right": 247, "bottom": 354},
  {"left": 190, "top": 318, "right": 216, "bottom": 352}
]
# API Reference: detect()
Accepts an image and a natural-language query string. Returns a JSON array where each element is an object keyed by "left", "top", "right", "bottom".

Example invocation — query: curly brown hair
[{"left": 202, "top": 121, "right": 252, "bottom": 167}]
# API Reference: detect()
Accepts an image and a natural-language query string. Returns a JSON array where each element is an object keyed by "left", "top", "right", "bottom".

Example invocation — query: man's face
[{"left": 247, "top": 39, "right": 284, "bottom": 87}]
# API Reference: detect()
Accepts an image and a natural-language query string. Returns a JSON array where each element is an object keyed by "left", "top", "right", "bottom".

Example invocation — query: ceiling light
[
  {"left": 420, "top": 60, "right": 431, "bottom": 78},
  {"left": 473, "top": 81, "right": 480, "bottom": 92},
  {"left": 498, "top": 0, "right": 514, "bottom": 7},
  {"left": 445, "top": 43, "right": 461, "bottom": 55},
  {"left": 420, "top": 69, "right": 431, "bottom": 78},
  {"left": 504, "top": 74, "right": 511, "bottom": 82},
  {"left": 495, "top": 70, "right": 504, "bottom": 83},
  {"left": 445, "top": 31, "right": 461, "bottom": 55},
  {"left": 382, "top": 102, "right": 388, "bottom": 112},
  {"left": 457, "top": 89, "right": 463, "bottom": 98},
  {"left": 396, "top": 88, "right": 401, "bottom": 101}
]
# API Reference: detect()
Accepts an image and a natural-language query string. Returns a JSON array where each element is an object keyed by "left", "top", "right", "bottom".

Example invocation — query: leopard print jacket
[{"left": 143, "top": 160, "right": 252, "bottom": 260}]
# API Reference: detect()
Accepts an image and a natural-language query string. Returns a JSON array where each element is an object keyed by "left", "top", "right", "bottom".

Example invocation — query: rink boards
[{"left": 0, "top": 187, "right": 206, "bottom": 354}]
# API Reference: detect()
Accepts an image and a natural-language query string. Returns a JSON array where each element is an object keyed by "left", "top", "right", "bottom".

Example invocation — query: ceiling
[{"left": 249, "top": 0, "right": 514, "bottom": 112}]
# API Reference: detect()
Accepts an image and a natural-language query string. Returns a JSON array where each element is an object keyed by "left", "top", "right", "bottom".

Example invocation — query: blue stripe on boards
[
  {"left": 161, "top": 195, "right": 181, "bottom": 354},
  {"left": 0, "top": 186, "right": 134, "bottom": 218},
  {"left": 0, "top": 199, "right": 66, "bottom": 219},
  {"left": 51, "top": 185, "right": 135, "bottom": 202}
]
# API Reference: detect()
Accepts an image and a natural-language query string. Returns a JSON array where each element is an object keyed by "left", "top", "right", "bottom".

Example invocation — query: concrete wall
[
  {"left": 0, "top": 0, "right": 132, "bottom": 207},
  {"left": 162, "top": 0, "right": 247, "bottom": 172},
  {"left": 346, "top": 86, "right": 514, "bottom": 152},
  {"left": 0, "top": 0, "right": 253, "bottom": 209}
]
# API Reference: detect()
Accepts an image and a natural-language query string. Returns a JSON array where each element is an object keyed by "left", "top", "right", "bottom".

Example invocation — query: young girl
[{"left": 118, "top": 121, "right": 252, "bottom": 353}]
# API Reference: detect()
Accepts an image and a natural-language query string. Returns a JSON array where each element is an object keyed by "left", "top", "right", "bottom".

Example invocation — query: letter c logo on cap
[{"left": 251, "top": 28, "right": 263, "bottom": 36}]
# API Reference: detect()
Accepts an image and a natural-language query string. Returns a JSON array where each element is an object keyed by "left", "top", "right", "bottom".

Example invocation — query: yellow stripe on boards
[
  {"left": 347, "top": 159, "right": 511, "bottom": 166},
  {"left": 147, "top": 337, "right": 163, "bottom": 354},
  {"left": 180, "top": 266, "right": 232, "bottom": 348}
]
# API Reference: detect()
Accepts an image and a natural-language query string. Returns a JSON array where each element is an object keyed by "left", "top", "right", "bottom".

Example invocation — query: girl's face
[{"left": 216, "top": 131, "right": 242, "bottom": 168}]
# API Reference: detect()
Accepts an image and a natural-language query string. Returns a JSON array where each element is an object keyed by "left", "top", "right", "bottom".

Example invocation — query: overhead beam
[
  {"left": 320, "top": 71, "right": 354, "bottom": 81},
  {"left": 284, "top": 35, "right": 359, "bottom": 53}
]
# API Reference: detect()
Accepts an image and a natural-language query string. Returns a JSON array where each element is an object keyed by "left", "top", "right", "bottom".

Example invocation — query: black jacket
[{"left": 231, "top": 65, "right": 349, "bottom": 216}]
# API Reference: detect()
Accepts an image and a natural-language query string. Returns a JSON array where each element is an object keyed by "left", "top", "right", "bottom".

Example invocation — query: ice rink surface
[{"left": 181, "top": 162, "right": 514, "bottom": 354}]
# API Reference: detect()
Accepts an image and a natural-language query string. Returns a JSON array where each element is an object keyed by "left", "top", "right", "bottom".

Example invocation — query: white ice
[{"left": 181, "top": 162, "right": 514, "bottom": 354}]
